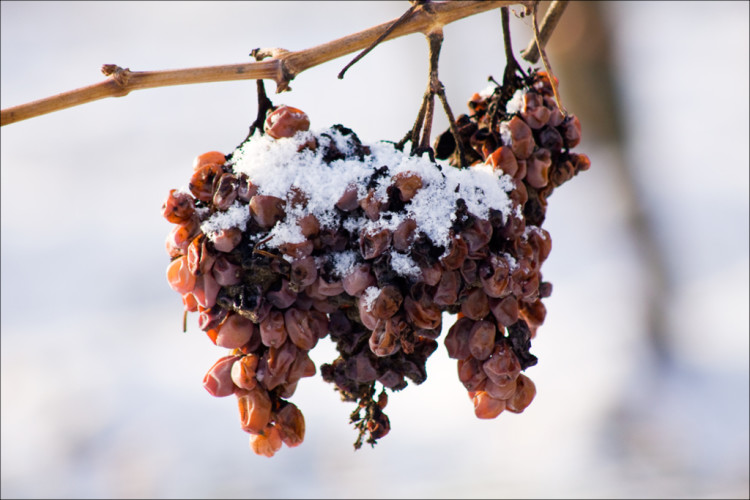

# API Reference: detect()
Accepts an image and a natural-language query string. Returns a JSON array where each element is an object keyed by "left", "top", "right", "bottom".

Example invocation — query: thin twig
[
  {"left": 501, "top": 7, "right": 525, "bottom": 85},
  {"left": 418, "top": 30, "right": 443, "bottom": 153},
  {"left": 437, "top": 87, "right": 465, "bottom": 167},
  {"left": 396, "top": 92, "right": 429, "bottom": 151},
  {"left": 2, "top": 0, "right": 527, "bottom": 127},
  {"left": 338, "top": 1, "right": 422, "bottom": 80},
  {"left": 530, "top": 2, "right": 566, "bottom": 114},
  {"left": 521, "top": 0, "right": 569, "bottom": 63}
]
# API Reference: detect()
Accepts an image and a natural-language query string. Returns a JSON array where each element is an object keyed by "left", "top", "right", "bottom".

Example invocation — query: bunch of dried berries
[
  {"left": 162, "top": 70, "right": 589, "bottom": 456},
  {"left": 431, "top": 69, "right": 591, "bottom": 416}
]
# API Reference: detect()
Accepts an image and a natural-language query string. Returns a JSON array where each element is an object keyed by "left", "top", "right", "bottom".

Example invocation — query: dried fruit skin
[
  {"left": 249, "top": 424, "right": 283, "bottom": 457},
  {"left": 468, "top": 320, "right": 495, "bottom": 360},
  {"left": 473, "top": 391, "right": 506, "bottom": 419},
  {"left": 189, "top": 164, "right": 223, "bottom": 203},
  {"left": 162, "top": 189, "right": 195, "bottom": 223},
  {"left": 203, "top": 355, "right": 239, "bottom": 397},
  {"left": 250, "top": 195, "right": 285, "bottom": 228},
  {"left": 275, "top": 403, "right": 306, "bottom": 448},
  {"left": 264, "top": 106, "right": 311, "bottom": 139},
  {"left": 167, "top": 255, "right": 196, "bottom": 294},
  {"left": 260, "top": 309, "right": 288, "bottom": 348},
  {"left": 231, "top": 355, "right": 259, "bottom": 391},
  {"left": 216, "top": 313, "right": 256, "bottom": 349},
  {"left": 193, "top": 151, "right": 226, "bottom": 171},
  {"left": 237, "top": 387, "right": 272, "bottom": 434},
  {"left": 506, "top": 373, "right": 536, "bottom": 413}
]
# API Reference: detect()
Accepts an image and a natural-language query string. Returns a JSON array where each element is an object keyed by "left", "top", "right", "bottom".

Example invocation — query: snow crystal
[
  {"left": 200, "top": 201, "right": 250, "bottom": 238},
  {"left": 524, "top": 225, "right": 547, "bottom": 240},
  {"left": 361, "top": 286, "right": 380, "bottom": 310},
  {"left": 478, "top": 84, "right": 497, "bottom": 99},
  {"left": 390, "top": 252, "right": 421, "bottom": 279},
  {"left": 331, "top": 250, "right": 359, "bottom": 279},
  {"left": 505, "top": 88, "right": 526, "bottom": 115},
  {"left": 499, "top": 121, "right": 512, "bottom": 147}
]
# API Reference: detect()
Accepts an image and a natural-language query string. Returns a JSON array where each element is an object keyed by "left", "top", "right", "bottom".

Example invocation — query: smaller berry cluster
[{"left": 432, "top": 70, "right": 590, "bottom": 414}]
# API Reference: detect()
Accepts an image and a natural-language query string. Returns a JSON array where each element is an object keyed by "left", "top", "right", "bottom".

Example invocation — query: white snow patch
[
  {"left": 200, "top": 201, "right": 250, "bottom": 238},
  {"left": 361, "top": 286, "right": 380, "bottom": 310},
  {"left": 478, "top": 84, "right": 497, "bottom": 99},
  {"left": 226, "top": 126, "right": 515, "bottom": 278},
  {"left": 505, "top": 88, "right": 527, "bottom": 115},
  {"left": 390, "top": 252, "right": 421, "bottom": 279},
  {"left": 331, "top": 250, "right": 359, "bottom": 279}
]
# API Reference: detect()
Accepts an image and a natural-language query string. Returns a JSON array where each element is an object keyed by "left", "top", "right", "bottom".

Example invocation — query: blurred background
[{"left": 1, "top": 1, "right": 747, "bottom": 498}]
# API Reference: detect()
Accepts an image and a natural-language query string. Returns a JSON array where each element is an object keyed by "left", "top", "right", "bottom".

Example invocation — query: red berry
[{"left": 264, "top": 106, "right": 310, "bottom": 139}]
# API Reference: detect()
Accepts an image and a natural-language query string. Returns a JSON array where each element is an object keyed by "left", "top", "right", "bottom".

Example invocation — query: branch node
[
  {"left": 101, "top": 64, "right": 131, "bottom": 87},
  {"left": 251, "top": 48, "right": 294, "bottom": 93}
]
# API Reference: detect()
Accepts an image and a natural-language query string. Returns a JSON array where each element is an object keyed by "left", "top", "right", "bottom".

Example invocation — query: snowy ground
[{"left": 1, "top": 2, "right": 748, "bottom": 498}]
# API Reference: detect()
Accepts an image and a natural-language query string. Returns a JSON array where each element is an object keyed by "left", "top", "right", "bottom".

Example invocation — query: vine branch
[
  {"left": 1, "top": 0, "right": 530, "bottom": 127},
  {"left": 521, "top": 0, "right": 568, "bottom": 63}
]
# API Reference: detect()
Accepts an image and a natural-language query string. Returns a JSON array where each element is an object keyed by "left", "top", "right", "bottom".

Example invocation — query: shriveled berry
[
  {"left": 393, "top": 218, "right": 417, "bottom": 252},
  {"left": 342, "top": 264, "right": 376, "bottom": 296},
  {"left": 189, "top": 163, "right": 222, "bottom": 203},
  {"left": 403, "top": 296, "right": 442, "bottom": 330},
  {"left": 166, "top": 255, "right": 196, "bottom": 294},
  {"left": 457, "top": 356, "right": 487, "bottom": 391},
  {"left": 468, "top": 320, "right": 496, "bottom": 360},
  {"left": 461, "top": 287, "right": 490, "bottom": 320},
  {"left": 486, "top": 146, "right": 518, "bottom": 177},
  {"left": 212, "top": 255, "right": 241, "bottom": 286},
  {"left": 520, "top": 91, "right": 551, "bottom": 129},
  {"left": 267, "top": 341, "right": 298, "bottom": 379},
  {"left": 165, "top": 216, "right": 200, "bottom": 258},
  {"left": 285, "top": 308, "right": 324, "bottom": 350},
  {"left": 231, "top": 354, "right": 259, "bottom": 391},
  {"left": 237, "top": 387, "right": 272, "bottom": 434},
  {"left": 249, "top": 424, "right": 283, "bottom": 457},
  {"left": 441, "top": 236, "right": 468, "bottom": 271},
  {"left": 392, "top": 171, "right": 423, "bottom": 202},
  {"left": 264, "top": 106, "right": 310, "bottom": 139},
  {"left": 216, "top": 313, "right": 256, "bottom": 349},
  {"left": 249, "top": 195, "right": 285, "bottom": 228},
  {"left": 561, "top": 114, "right": 582, "bottom": 148},
  {"left": 482, "top": 341, "right": 521, "bottom": 387},
  {"left": 433, "top": 270, "right": 460, "bottom": 307},
  {"left": 260, "top": 309, "right": 288, "bottom": 348},
  {"left": 526, "top": 148, "right": 552, "bottom": 189},
  {"left": 369, "top": 317, "right": 403, "bottom": 357},
  {"left": 360, "top": 227, "right": 391, "bottom": 260},
  {"left": 203, "top": 355, "right": 239, "bottom": 397},
  {"left": 473, "top": 391, "right": 506, "bottom": 419},
  {"left": 504, "top": 116, "right": 535, "bottom": 160},
  {"left": 489, "top": 295, "right": 519, "bottom": 327},
  {"left": 444, "top": 316, "right": 474, "bottom": 360},
  {"left": 192, "top": 151, "right": 226, "bottom": 171},
  {"left": 506, "top": 373, "right": 536, "bottom": 413},
  {"left": 275, "top": 403, "right": 305, "bottom": 448},
  {"left": 289, "top": 256, "right": 318, "bottom": 291},
  {"left": 370, "top": 285, "right": 403, "bottom": 320},
  {"left": 162, "top": 189, "right": 195, "bottom": 223}
]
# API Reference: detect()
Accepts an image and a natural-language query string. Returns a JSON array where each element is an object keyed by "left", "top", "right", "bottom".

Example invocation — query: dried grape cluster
[
  {"left": 162, "top": 70, "right": 589, "bottom": 456},
  {"left": 432, "top": 69, "right": 591, "bottom": 418}
]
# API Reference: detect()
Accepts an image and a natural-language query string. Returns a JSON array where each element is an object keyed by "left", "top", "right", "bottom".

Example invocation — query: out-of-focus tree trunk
[{"left": 542, "top": 0, "right": 673, "bottom": 367}]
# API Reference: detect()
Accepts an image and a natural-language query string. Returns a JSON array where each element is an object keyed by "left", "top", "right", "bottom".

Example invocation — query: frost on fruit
[{"left": 162, "top": 68, "right": 590, "bottom": 457}]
